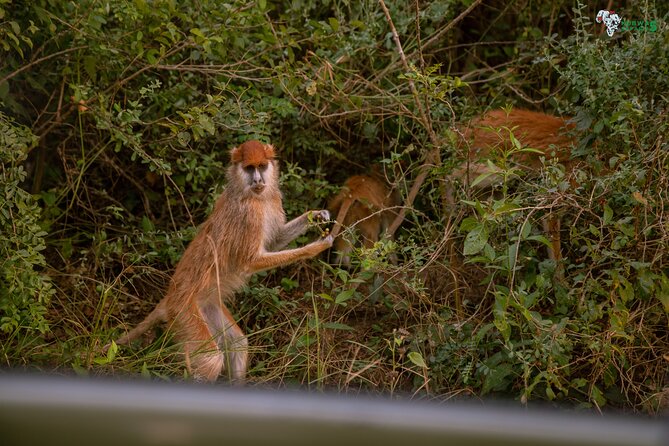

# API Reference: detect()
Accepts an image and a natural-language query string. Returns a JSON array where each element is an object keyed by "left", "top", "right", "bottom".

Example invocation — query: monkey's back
[
  {"left": 462, "top": 109, "right": 575, "bottom": 168},
  {"left": 329, "top": 175, "right": 399, "bottom": 227}
]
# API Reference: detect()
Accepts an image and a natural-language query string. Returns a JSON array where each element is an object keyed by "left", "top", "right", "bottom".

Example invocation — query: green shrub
[{"left": 0, "top": 113, "right": 53, "bottom": 336}]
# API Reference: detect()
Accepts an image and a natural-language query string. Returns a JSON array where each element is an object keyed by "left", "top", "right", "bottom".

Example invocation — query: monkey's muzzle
[{"left": 251, "top": 184, "right": 266, "bottom": 194}]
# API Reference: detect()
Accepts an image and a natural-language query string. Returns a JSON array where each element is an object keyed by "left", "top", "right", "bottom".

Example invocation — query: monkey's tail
[
  {"left": 329, "top": 195, "right": 355, "bottom": 239},
  {"left": 103, "top": 300, "right": 168, "bottom": 352}
]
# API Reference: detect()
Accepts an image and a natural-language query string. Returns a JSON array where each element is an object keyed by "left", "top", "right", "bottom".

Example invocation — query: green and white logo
[{"left": 596, "top": 10, "right": 658, "bottom": 36}]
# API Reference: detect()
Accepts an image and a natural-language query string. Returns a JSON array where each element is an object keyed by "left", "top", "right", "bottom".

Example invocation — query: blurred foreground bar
[{"left": 0, "top": 374, "right": 666, "bottom": 446}]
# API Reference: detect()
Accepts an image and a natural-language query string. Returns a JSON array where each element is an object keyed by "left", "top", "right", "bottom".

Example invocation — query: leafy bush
[
  {"left": 442, "top": 3, "right": 669, "bottom": 411},
  {"left": 0, "top": 113, "right": 52, "bottom": 337}
]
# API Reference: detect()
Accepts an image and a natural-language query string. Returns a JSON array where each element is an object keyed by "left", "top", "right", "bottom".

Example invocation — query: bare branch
[{"left": 378, "top": 0, "right": 442, "bottom": 237}]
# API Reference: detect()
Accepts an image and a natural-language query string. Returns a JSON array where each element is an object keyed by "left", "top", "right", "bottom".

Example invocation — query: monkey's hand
[
  {"left": 309, "top": 209, "right": 331, "bottom": 222},
  {"left": 301, "top": 234, "right": 333, "bottom": 256},
  {"left": 312, "top": 233, "right": 334, "bottom": 247},
  {"left": 312, "top": 210, "right": 332, "bottom": 238},
  {"left": 321, "top": 234, "right": 334, "bottom": 247}
]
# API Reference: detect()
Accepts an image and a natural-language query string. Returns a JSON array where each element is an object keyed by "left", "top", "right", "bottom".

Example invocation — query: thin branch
[
  {"left": 378, "top": 0, "right": 441, "bottom": 238},
  {"left": 370, "top": 0, "right": 484, "bottom": 88},
  {"left": 0, "top": 46, "right": 87, "bottom": 86},
  {"left": 412, "top": 0, "right": 485, "bottom": 57},
  {"left": 378, "top": 0, "right": 436, "bottom": 146}
]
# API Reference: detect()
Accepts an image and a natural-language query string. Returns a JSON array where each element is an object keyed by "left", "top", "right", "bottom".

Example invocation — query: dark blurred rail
[{"left": 0, "top": 374, "right": 666, "bottom": 446}]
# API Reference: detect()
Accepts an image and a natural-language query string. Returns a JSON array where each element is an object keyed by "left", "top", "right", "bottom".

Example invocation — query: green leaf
[
  {"left": 177, "top": 131, "right": 191, "bottom": 147},
  {"left": 483, "top": 242, "right": 496, "bottom": 261},
  {"left": 493, "top": 201, "right": 520, "bottom": 215},
  {"left": 72, "top": 363, "right": 89, "bottom": 377},
  {"left": 190, "top": 28, "right": 205, "bottom": 38},
  {"left": 656, "top": 273, "right": 669, "bottom": 312},
  {"left": 482, "top": 363, "right": 513, "bottom": 394},
  {"left": 603, "top": 204, "right": 613, "bottom": 225},
  {"left": 296, "top": 333, "right": 316, "bottom": 348},
  {"left": 107, "top": 341, "right": 117, "bottom": 361},
  {"left": 281, "top": 277, "right": 298, "bottom": 291},
  {"left": 590, "top": 384, "right": 607, "bottom": 407},
  {"left": 318, "top": 292, "right": 333, "bottom": 302},
  {"left": 198, "top": 114, "right": 215, "bottom": 135},
  {"left": 407, "top": 351, "right": 427, "bottom": 368},
  {"left": 459, "top": 216, "right": 479, "bottom": 232},
  {"left": 519, "top": 221, "right": 532, "bottom": 240},
  {"left": 145, "top": 48, "right": 159, "bottom": 64},
  {"left": 463, "top": 223, "right": 488, "bottom": 256},
  {"left": 141, "top": 362, "right": 151, "bottom": 379},
  {"left": 328, "top": 17, "right": 340, "bottom": 32},
  {"left": 526, "top": 234, "right": 552, "bottom": 250},
  {"left": 141, "top": 215, "right": 154, "bottom": 232},
  {"left": 335, "top": 289, "right": 355, "bottom": 305},
  {"left": 618, "top": 279, "right": 634, "bottom": 303},
  {"left": 322, "top": 322, "right": 354, "bottom": 331},
  {"left": 507, "top": 242, "right": 518, "bottom": 270},
  {"left": 470, "top": 170, "right": 497, "bottom": 188},
  {"left": 94, "top": 341, "right": 118, "bottom": 365}
]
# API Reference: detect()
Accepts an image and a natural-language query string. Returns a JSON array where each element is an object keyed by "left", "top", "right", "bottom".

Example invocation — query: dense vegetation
[{"left": 1, "top": 0, "right": 667, "bottom": 413}]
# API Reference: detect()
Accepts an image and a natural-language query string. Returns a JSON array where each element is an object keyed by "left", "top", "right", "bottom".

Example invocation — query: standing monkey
[{"left": 111, "top": 140, "right": 333, "bottom": 383}]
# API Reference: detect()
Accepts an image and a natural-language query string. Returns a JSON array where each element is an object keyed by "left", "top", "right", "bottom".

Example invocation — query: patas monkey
[
  {"left": 447, "top": 108, "right": 578, "bottom": 266},
  {"left": 328, "top": 174, "right": 401, "bottom": 266},
  {"left": 111, "top": 140, "right": 333, "bottom": 383},
  {"left": 449, "top": 108, "right": 575, "bottom": 188}
]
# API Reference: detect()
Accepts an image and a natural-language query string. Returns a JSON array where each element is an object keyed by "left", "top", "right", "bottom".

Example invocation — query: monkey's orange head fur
[{"left": 231, "top": 140, "right": 276, "bottom": 167}]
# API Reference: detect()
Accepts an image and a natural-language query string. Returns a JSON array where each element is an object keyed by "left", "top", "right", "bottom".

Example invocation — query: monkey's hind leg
[
  {"left": 220, "top": 305, "right": 248, "bottom": 385},
  {"left": 179, "top": 303, "right": 226, "bottom": 382},
  {"left": 200, "top": 301, "right": 248, "bottom": 385},
  {"left": 184, "top": 343, "right": 225, "bottom": 383}
]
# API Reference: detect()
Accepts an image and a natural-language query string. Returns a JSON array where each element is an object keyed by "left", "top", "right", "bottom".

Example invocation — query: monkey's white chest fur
[{"left": 262, "top": 207, "right": 286, "bottom": 251}]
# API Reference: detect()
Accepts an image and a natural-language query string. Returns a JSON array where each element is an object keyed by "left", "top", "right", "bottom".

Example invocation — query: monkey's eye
[
  {"left": 244, "top": 165, "right": 256, "bottom": 173},
  {"left": 257, "top": 163, "right": 268, "bottom": 172}
]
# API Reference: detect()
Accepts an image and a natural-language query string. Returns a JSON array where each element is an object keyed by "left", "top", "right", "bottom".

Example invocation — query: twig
[
  {"left": 370, "top": 0, "right": 484, "bottom": 88},
  {"left": 0, "top": 46, "right": 87, "bottom": 86},
  {"left": 378, "top": 0, "right": 441, "bottom": 238},
  {"left": 378, "top": 0, "right": 436, "bottom": 145},
  {"left": 412, "top": 0, "right": 485, "bottom": 57}
]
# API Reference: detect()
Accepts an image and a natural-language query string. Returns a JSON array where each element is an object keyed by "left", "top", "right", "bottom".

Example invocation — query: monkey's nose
[{"left": 252, "top": 170, "right": 265, "bottom": 185}]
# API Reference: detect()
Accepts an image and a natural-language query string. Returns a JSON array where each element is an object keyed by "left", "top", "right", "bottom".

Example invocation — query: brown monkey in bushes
[
  {"left": 328, "top": 173, "right": 401, "bottom": 266},
  {"left": 447, "top": 108, "right": 578, "bottom": 267},
  {"left": 111, "top": 140, "right": 333, "bottom": 382}
]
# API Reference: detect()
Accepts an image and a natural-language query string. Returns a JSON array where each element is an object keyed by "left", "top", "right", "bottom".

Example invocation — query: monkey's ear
[
  {"left": 264, "top": 144, "right": 276, "bottom": 159},
  {"left": 230, "top": 146, "right": 242, "bottom": 164}
]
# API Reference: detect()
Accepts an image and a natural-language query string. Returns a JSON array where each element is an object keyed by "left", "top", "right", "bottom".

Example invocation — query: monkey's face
[
  {"left": 230, "top": 140, "right": 278, "bottom": 196},
  {"left": 242, "top": 161, "right": 272, "bottom": 195}
]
